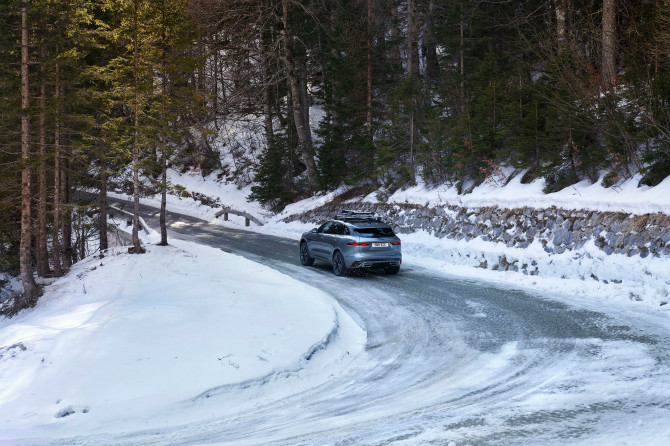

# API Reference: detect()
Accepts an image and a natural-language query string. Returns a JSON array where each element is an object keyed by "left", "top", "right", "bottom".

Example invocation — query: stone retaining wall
[{"left": 283, "top": 201, "right": 670, "bottom": 262}]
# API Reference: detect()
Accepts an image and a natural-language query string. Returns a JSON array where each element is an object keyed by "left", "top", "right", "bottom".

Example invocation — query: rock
[
  {"left": 650, "top": 238, "right": 664, "bottom": 254},
  {"left": 526, "top": 227, "right": 538, "bottom": 239},
  {"left": 627, "top": 247, "right": 640, "bottom": 257},
  {"left": 553, "top": 227, "right": 571, "bottom": 246}
]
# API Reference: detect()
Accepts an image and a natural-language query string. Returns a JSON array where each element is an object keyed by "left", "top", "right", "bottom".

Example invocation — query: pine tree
[
  {"left": 20, "top": 0, "right": 39, "bottom": 307},
  {"left": 0, "top": 0, "right": 23, "bottom": 281},
  {"left": 145, "top": 0, "right": 201, "bottom": 246}
]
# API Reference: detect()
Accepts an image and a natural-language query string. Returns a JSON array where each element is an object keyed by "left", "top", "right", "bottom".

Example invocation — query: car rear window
[{"left": 355, "top": 227, "right": 395, "bottom": 237}]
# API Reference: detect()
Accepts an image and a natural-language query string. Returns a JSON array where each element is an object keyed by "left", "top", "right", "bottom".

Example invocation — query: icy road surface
[{"left": 105, "top": 200, "right": 670, "bottom": 445}]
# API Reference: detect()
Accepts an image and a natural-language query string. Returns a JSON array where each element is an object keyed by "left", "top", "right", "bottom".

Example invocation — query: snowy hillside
[{"left": 0, "top": 238, "right": 364, "bottom": 440}]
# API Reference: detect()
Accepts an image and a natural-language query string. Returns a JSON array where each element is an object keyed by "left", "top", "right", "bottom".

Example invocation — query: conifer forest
[{"left": 1, "top": 0, "right": 670, "bottom": 309}]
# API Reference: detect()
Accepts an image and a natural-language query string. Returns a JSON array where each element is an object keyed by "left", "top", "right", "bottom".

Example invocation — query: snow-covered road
[{"left": 105, "top": 201, "right": 670, "bottom": 445}]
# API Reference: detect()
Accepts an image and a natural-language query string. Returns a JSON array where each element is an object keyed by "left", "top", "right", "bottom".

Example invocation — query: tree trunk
[
  {"left": 131, "top": 0, "right": 144, "bottom": 253},
  {"left": 407, "top": 0, "right": 420, "bottom": 77},
  {"left": 390, "top": 1, "right": 402, "bottom": 68},
  {"left": 198, "top": 35, "right": 205, "bottom": 93},
  {"left": 460, "top": 9, "right": 465, "bottom": 106},
  {"left": 555, "top": 0, "right": 567, "bottom": 49},
  {"left": 79, "top": 210, "right": 86, "bottom": 259},
  {"left": 366, "top": 0, "right": 373, "bottom": 139},
  {"left": 421, "top": 0, "right": 438, "bottom": 80},
  {"left": 160, "top": 137, "right": 167, "bottom": 245},
  {"left": 407, "top": 0, "right": 420, "bottom": 183},
  {"left": 286, "top": 84, "right": 296, "bottom": 186},
  {"left": 409, "top": 110, "right": 415, "bottom": 179},
  {"left": 59, "top": 56, "right": 73, "bottom": 271},
  {"left": 259, "top": 7, "right": 274, "bottom": 140},
  {"left": 601, "top": 0, "right": 616, "bottom": 87},
  {"left": 298, "top": 61, "right": 313, "bottom": 149},
  {"left": 62, "top": 155, "right": 73, "bottom": 267},
  {"left": 159, "top": 57, "right": 168, "bottom": 246},
  {"left": 212, "top": 34, "right": 219, "bottom": 127},
  {"left": 20, "top": 0, "right": 39, "bottom": 306},
  {"left": 280, "top": 0, "right": 318, "bottom": 189},
  {"left": 52, "top": 59, "right": 63, "bottom": 277},
  {"left": 99, "top": 157, "right": 108, "bottom": 251},
  {"left": 326, "top": 6, "right": 339, "bottom": 128},
  {"left": 37, "top": 40, "right": 49, "bottom": 277}
]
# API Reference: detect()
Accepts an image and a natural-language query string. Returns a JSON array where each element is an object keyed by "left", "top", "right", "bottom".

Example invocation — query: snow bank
[
  {"left": 365, "top": 171, "right": 670, "bottom": 216},
  {"left": 400, "top": 230, "right": 670, "bottom": 310},
  {"left": 0, "top": 239, "right": 350, "bottom": 439}
]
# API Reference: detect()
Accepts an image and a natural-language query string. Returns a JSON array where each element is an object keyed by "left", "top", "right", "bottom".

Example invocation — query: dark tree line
[
  {"left": 242, "top": 0, "right": 670, "bottom": 206},
  {"left": 1, "top": 0, "right": 669, "bottom": 311},
  {"left": 0, "top": 0, "right": 203, "bottom": 312}
]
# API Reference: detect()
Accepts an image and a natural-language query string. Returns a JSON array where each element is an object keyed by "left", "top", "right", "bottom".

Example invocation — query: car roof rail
[{"left": 335, "top": 209, "right": 381, "bottom": 222}]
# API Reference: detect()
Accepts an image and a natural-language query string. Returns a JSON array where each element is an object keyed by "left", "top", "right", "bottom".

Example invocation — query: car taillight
[
  {"left": 347, "top": 242, "right": 371, "bottom": 246},
  {"left": 391, "top": 241, "right": 401, "bottom": 245}
]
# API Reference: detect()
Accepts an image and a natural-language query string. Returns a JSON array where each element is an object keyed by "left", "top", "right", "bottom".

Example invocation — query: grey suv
[{"left": 299, "top": 211, "right": 402, "bottom": 276}]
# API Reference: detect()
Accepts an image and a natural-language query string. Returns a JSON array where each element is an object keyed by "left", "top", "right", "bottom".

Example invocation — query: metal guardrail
[
  {"left": 105, "top": 196, "right": 263, "bottom": 230},
  {"left": 108, "top": 205, "right": 152, "bottom": 235},
  {"left": 215, "top": 207, "right": 264, "bottom": 227}
]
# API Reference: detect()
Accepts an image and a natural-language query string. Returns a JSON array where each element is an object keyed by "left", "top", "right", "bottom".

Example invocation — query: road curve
[{"left": 98, "top": 199, "right": 670, "bottom": 445}]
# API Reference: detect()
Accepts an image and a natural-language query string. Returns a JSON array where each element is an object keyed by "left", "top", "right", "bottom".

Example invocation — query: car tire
[
  {"left": 332, "top": 251, "right": 347, "bottom": 276},
  {"left": 300, "top": 241, "right": 315, "bottom": 266},
  {"left": 384, "top": 265, "right": 400, "bottom": 275}
]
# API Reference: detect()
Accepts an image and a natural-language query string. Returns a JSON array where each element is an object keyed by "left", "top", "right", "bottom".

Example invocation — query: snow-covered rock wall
[{"left": 286, "top": 202, "right": 670, "bottom": 258}]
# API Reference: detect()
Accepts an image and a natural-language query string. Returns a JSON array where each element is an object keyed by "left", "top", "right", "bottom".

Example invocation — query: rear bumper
[
  {"left": 340, "top": 244, "right": 402, "bottom": 270},
  {"left": 348, "top": 258, "right": 402, "bottom": 270}
]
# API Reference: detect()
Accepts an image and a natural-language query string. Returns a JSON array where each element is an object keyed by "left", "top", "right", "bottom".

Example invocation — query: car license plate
[{"left": 372, "top": 242, "right": 389, "bottom": 248}]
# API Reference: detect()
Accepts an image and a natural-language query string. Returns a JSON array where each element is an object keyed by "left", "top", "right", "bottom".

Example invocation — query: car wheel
[
  {"left": 332, "top": 251, "right": 347, "bottom": 276},
  {"left": 300, "top": 241, "right": 315, "bottom": 266},
  {"left": 384, "top": 265, "right": 400, "bottom": 275}
]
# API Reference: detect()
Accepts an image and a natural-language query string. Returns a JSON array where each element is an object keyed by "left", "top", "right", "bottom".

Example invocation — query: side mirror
[{"left": 311, "top": 228, "right": 318, "bottom": 233}]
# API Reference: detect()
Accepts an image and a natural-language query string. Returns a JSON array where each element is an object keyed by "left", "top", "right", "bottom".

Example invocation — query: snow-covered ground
[
  {"left": 2, "top": 169, "right": 669, "bottom": 444},
  {"left": 370, "top": 169, "right": 670, "bottom": 215},
  {"left": 0, "top": 231, "right": 364, "bottom": 441},
  {"left": 108, "top": 169, "right": 670, "bottom": 310}
]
